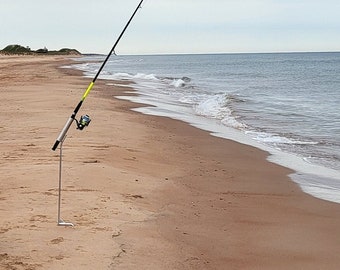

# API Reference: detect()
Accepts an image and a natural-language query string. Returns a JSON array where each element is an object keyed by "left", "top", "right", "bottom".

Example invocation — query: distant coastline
[{"left": 0, "top": 44, "right": 81, "bottom": 56}]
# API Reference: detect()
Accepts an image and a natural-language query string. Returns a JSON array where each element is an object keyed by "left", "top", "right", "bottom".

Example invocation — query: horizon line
[{"left": 82, "top": 50, "right": 340, "bottom": 57}]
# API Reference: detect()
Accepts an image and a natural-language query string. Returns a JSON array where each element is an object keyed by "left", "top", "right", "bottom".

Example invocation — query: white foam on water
[{"left": 245, "top": 131, "right": 319, "bottom": 145}]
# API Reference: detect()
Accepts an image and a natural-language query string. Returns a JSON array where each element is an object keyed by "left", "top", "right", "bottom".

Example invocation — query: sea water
[{"left": 69, "top": 52, "right": 340, "bottom": 203}]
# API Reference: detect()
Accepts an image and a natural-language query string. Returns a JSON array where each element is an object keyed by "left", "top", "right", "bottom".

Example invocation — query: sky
[{"left": 1, "top": 0, "right": 340, "bottom": 55}]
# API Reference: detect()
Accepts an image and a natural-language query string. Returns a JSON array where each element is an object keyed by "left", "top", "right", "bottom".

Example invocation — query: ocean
[{"left": 68, "top": 52, "right": 340, "bottom": 204}]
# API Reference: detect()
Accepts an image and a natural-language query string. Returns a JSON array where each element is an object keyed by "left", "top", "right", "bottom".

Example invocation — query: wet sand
[{"left": 0, "top": 55, "right": 339, "bottom": 269}]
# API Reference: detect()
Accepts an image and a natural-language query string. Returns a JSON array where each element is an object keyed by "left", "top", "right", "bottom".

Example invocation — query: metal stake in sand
[
  {"left": 57, "top": 136, "right": 74, "bottom": 226},
  {"left": 57, "top": 116, "right": 91, "bottom": 227},
  {"left": 52, "top": 0, "right": 144, "bottom": 226}
]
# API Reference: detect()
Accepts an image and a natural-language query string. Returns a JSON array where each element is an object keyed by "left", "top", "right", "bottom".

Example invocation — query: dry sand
[{"left": 0, "top": 55, "right": 339, "bottom": 269}]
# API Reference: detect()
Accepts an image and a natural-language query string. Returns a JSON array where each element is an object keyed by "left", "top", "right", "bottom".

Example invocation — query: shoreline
[
  {"left": 120, "top": 95, "right": 340, "bottom": 204},
  {"left": 1, "top": 56, "right": 340, "bottom": 269}
]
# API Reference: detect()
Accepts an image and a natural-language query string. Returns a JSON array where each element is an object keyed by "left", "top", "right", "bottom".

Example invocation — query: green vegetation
[
  {"left": 1, "top": 44, "right": 81, "bottom": 55},
  {"left": 2, "top": 44, "right": 31, "bottom": 54}
]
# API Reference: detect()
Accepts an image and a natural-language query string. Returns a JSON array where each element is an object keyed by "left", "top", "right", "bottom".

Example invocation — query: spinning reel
[{"left": 75, "top": 114, "right": 91, "bottom": 130}]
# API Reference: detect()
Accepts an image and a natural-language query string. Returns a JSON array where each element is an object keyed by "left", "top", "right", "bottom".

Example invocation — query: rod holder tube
[{"left": 52, "top": 117, "right": 74, "bottom": 151}]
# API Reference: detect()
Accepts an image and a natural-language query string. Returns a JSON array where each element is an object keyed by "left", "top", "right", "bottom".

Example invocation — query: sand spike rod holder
[
  {"left": 57, "top": 136, "right": 73, "bottom": 227},
  {"left": 57, "top": 115, "right": 91, "bottom": 227},
  {"left": 52, "top": 0, "right": 144, "bottom": 226}
]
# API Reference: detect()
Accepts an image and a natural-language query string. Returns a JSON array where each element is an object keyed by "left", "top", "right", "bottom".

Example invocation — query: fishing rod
[{"left": 52, "top": 0, "right": 144, "bottom": 151}]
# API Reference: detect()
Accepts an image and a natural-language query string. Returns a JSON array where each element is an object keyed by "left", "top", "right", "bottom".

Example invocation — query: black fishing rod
[{"left": 52, "top": 0, "right": 144, "bottom": 151}]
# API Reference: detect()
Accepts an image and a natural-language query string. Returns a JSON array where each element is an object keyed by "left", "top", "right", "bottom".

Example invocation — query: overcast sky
[{"left": 1, "top": 0, "right": 340, "bottom": 55}]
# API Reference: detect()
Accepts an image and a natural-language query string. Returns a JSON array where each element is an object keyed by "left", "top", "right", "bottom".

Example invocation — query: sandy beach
[{"left": 0, "top": 55, "right": 339, "bottom": 269}]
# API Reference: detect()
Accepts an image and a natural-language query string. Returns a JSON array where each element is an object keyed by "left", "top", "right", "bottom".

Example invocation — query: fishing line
[{"left": 52, "top": 0, "right": 144, "bottom": 151}]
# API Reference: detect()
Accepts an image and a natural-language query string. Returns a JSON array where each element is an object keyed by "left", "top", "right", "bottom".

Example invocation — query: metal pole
[{"left": 57, "top": 136, "right": 74, "bottom": 227}]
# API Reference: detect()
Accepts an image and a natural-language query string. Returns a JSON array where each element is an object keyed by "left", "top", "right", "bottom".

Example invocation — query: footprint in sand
[
  {"left": 30, "top": 215, "right": 48, "bottom": 222},
  {"left": 50, "top": 237, "right": 64, "bottom": 244}
]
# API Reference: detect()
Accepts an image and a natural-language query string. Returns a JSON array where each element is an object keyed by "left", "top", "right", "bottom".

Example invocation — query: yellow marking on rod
[{"left": 82, "top": 82, "right": 94, "bottom": 101}]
